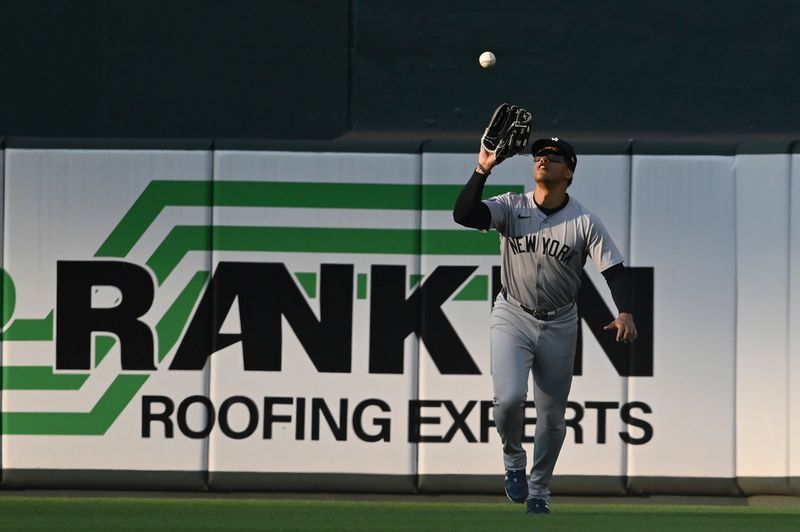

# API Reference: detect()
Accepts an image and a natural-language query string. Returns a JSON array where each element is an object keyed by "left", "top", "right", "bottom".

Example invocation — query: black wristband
[{"left": 477, "top": 163, "right": 491, "bottom": 175}]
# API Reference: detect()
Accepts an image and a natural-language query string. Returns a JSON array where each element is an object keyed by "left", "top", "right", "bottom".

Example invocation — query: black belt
[{"left": 501, "top": 287, "right": 573, "bottom": 321}]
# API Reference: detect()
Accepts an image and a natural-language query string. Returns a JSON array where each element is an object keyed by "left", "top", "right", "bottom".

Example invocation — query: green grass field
[{"left": 1, "top": 496, "right": 799, "bottom": 531}]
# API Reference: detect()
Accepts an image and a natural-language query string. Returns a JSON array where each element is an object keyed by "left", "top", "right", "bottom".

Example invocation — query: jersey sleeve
[
  {"left": 585, "top": 214, "right": 625, "bottom": 273},
  {"left": 482, "top": 192, "right": 513, "bottom": 234}
]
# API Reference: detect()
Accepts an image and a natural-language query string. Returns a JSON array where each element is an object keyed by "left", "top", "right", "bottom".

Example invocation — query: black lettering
[
  {"left": 480, "top": 400, "right": 495, "bottom": 442},
  {"left": 585, "top": 401, "right": 619, "bottom": 444},
  {"left": 524, "top": 234, "right": 537, "bottom": 253},
  {"left": 565, "top": 401, "right": 584, "bottom": 443},
  {"left": 311, "top": 398, "right": 348, "bottom": 441},
  {"left": 541, "top": 237, "right": 551, "bottom": 255},
  {"left": 218, "top": 396, "right": 259, "bottom": 439},
  {"left": 171, "top": 263, "right": 353, "bottom": 372},
  {"left": 508, "top": 237, "right": 520, "bottom": 255},
  {"left": 556, "top": 244, "right": 571, "bottom": 262},
  {"left": 548, "top": 240, "right": 560, "bottom": 257},
  {"left": 620, "top": 401, "right": 653, "bottom": 445},
  {"left": 408, "top": 400, "right": 443, "bottom": 443},
  {"left": 522, "top": 401, "right": 536, "bottom": 443},
  {"left": 353, "top": 399, "right": 391, "bottom": 442},
  {"left": 56, "top": 261, "right": 155, "bottom": 370},
  {"left": 369, "top": 265, "right": 480, "bottom": 374},
  {"left": 295, "top": 397, "right": 306, "bottom": 440},
  {"left": 142, "top": 395, "right": 174, "bottom": 438},
  {"left": 575, "top": 267, "right": 654, "bottom": 377},
  {"left": 177, "top": 395, "right": 215, "bottom": 439},
  {"left": 263, "top": 397, "right": 293, "bottom": 439},
  {"left": 442, "top": 401, "right": 477, "bottom": 442},
  {"left": 515, "top": 237, "right": 525, "bottom": 253}
]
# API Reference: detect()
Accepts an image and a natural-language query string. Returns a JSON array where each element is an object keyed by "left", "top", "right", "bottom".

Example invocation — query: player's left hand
[{"left": 603, "top": 313, "right": 638, "bottom": 343}]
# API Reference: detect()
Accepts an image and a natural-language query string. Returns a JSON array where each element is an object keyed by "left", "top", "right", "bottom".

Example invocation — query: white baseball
[{"left": 479, "top": 51, "right": 496, "bottom": 68}]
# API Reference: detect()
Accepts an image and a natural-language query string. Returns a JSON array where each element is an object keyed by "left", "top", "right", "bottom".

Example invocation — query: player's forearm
[
  {"left": 453, "top": 170, "right": 492, "bottom": 230},
  {"left": 601, "top": 263, "right": 635, "bottom": 315}
]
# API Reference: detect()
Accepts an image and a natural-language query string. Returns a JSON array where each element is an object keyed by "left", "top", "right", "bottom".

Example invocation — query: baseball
[{"left": 479, "top": 51, "right": 496, "bottom": 68}]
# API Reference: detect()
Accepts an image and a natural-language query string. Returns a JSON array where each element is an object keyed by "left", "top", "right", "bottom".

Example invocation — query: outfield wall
[
  {"left": 1, "top": 141, "right": 798, "bottom": 496},
  {"left": 3, "top": 2, "right": 799, "bottom": 140}
]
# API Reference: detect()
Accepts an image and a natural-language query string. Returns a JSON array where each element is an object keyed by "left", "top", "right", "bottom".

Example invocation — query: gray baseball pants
[{"left": 490, "top": 293, "right": 578, "bottom": 500}]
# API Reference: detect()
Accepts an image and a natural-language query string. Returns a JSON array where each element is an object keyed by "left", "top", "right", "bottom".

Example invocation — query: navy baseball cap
[{"left": 530, "top": 137, "right": 577, "bottom": 171}]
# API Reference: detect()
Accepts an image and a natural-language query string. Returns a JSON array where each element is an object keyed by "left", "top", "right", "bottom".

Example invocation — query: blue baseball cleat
[
  {"left": 504, "top": 469, "right": 528, "bottom": 503},
  {"left": 526, "top": 497, "right": 550, "bottom": 514}
]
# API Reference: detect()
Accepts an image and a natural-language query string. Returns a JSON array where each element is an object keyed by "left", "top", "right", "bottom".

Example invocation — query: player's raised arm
[
  {"left": 452, "top": 146, "right": 494, "bottom": 230},
  {"left": 454, "top": 104, "right": 532, "bottom": 230}
]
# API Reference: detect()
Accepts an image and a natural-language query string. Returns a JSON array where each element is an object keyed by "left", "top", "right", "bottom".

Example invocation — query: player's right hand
[{"left": 478, "top": 145, "right": 497, "bottom": 173}]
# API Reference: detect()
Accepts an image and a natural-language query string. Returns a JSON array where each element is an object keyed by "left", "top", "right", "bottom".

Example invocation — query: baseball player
[{"left": 453, "top": 136, "right": 637, "bottom": 514}]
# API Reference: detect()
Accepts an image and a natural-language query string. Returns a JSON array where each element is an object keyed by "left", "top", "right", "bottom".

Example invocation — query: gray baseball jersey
[
  {"left": 483, "top": 192, "right": 624, "bottom": 310},
  {"left": 484, "top": 190, "right": 625, "bottom": 501}
]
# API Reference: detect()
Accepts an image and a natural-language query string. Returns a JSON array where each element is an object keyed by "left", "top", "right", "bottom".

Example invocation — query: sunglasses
[{"left": 533, "top": 152, "right": 565, "bottom": 163}]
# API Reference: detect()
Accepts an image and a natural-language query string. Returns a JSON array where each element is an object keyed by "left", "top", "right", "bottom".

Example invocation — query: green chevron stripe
[
  {"left": 2, "top": 375, "right": 148, "bottom": 435},
  {"left": 2, "top": 366, "right": 89, "bottom": 390},
  {"left": 1, "top": 311, "right": 53, "bottom": 341},
  {"left": 215, "top": 182, "right": 424, "bottom": 210},
  {"left": 294, "top": 272, "right": 317, "bottom": 299},
  {"left": 1, "top": 272, "right": 209, "bottom": 435},
  {"left": 94, "top": 336, "right": 117, "bottom": 366},
  {"left": 357, "top": 273, "right": 368, "bottom": 300},
  {"left": 146, "top": 226, "right": 501, "bottom": 283},
  {"left": 453, "top": 275, "right": 489, "bottom": 301},
  {"left": 95, "top": 180, "right": 520, "bottom": 259},
  {"left": 95, "top": 181, "right": 212, "bottom": 258}
]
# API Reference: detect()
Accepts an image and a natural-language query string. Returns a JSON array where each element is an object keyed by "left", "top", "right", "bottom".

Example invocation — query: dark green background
[{"left": 1, "top": 0, "right": 799, "bottom": 142}]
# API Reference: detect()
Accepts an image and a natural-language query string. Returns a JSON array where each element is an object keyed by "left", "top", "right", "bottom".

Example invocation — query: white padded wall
[{"left": 628, "top": 155, "right": 737, "bottom": 492}]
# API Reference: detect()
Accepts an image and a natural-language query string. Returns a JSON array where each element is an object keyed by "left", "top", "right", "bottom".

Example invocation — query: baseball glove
[{"left": 480, "top": 103, "right": 533, "bottom": 163}]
